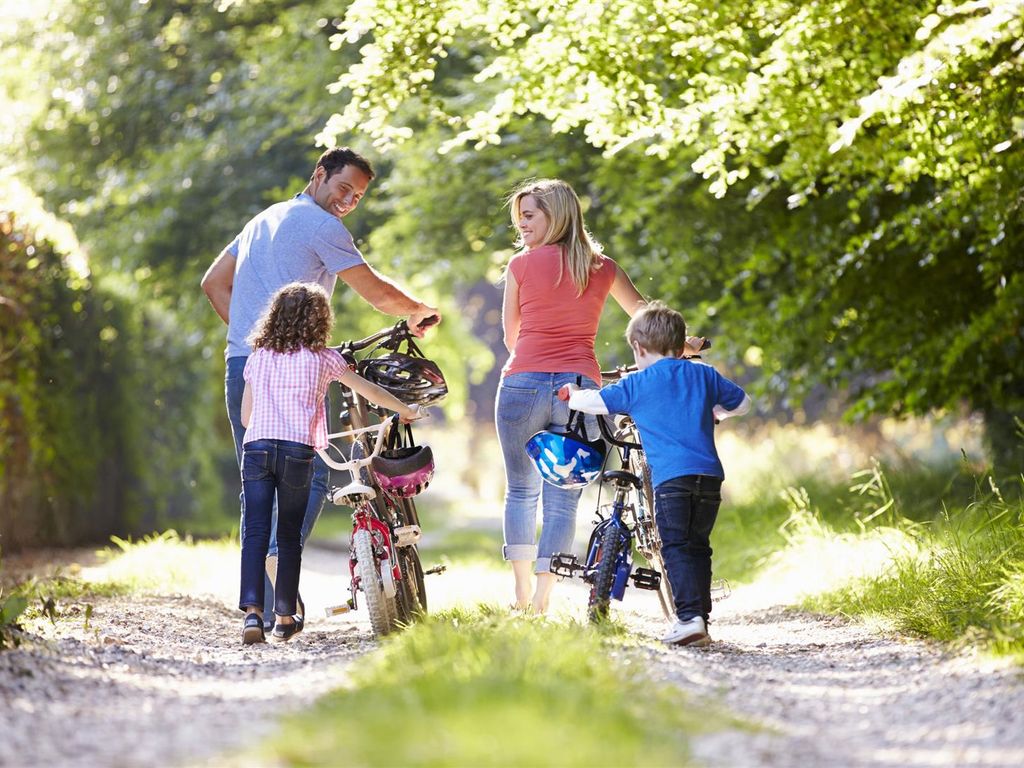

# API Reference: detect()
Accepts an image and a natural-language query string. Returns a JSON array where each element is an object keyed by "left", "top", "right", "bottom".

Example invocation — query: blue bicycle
[{"left": 550, "top": 375, "right": 674, "bottom": 622}]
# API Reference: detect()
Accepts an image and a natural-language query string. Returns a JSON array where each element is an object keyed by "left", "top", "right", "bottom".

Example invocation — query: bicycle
[
  {"left": 316, "top": 319, "right": 446, "bottom": 637},
  {"left": 549, "top": 391, "right": 672, "bottom": 622}
]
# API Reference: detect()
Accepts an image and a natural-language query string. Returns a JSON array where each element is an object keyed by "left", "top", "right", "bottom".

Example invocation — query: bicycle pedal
[
  {"left": 630, "top": 567, "right": 662, "bottom": 590},
  {"left": 550, "top": 553, "right": 585, "bottom": 578},
  {"left": 393, "top": 524, "right": 422, "bottom": 547},
  {"left": 325, "top": 600, "right": 354, "bottom": 616},
  {"left": 424, "top": 564, "right": 447, "bottom": 576},
  {"left": 711, "top": 579, "right": 731, "bottom": 602}
]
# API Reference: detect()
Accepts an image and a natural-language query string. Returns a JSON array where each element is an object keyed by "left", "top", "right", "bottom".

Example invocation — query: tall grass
[
  {"left": 269, "top": 608, "right": 726, "bottom": 767},
  {"left": 805, "top": 476, "right": 1024, "bottom": 656}
]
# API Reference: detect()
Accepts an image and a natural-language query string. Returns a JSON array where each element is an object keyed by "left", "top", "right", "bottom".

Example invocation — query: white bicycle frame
[{"left": 315, "top": 414, "right": 397, "bottom": 473}]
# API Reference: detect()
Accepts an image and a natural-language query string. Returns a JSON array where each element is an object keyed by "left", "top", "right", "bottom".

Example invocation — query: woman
[{"left": 496, "top": 178, "right": 646, "bottom": 613}]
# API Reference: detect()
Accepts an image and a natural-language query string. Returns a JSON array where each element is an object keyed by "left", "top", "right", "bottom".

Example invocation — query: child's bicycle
[
  {"left": 316, "top": 319, "right": 447, "bottom": 637},
  {"left": 550, "top": 395, "right": 673, "bottom": 621},
  {"left": 551, "top": 364, "right": 730, "bottom": 623}
]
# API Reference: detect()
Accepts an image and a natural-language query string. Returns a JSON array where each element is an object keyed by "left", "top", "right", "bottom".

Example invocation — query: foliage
[
  {"left": 0, "top": 586, "right": 28, "bottom": 649},
  {"left": 0, "top": 189, "right": 224, "bottom": 548},
  {"left": 269, "top": 607, "right": 722, "bottom": 766},
  {"left": 320, "top": 0, "right": 1024, "bottom": 466}
]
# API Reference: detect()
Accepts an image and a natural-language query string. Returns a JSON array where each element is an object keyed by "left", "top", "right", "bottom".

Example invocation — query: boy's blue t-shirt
[{"left": 599, "top": 358, "right": 746, "bottom": 487}]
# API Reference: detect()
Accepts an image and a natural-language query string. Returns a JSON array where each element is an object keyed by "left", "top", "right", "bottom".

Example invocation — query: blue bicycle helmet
[{"left": 525, "top": 410, "right": 606, "bottom": 489}]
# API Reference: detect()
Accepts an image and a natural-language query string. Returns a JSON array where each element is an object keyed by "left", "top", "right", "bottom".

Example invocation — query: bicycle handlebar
[
  {"left": 315, "top": 413, "right": 399, "bottom": 472},
  {"left": 330, "top": 320, "right": 413, "bottom": 356},
  {"left": 596, "top": 412, "right": 643, "bottom": 451}
]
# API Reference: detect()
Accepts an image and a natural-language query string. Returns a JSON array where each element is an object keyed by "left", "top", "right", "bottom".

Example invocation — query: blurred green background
[{"left": 1, "top": 0, "right": 1021, "bottom": 549}]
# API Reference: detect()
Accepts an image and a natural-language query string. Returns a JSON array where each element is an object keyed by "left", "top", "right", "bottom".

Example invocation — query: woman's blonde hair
[
  {"left": 507, "top": 178, "right": 603, "bottom": 295},
  {"left": 248, "top": 282, "right": 334, "bottom": 353}
]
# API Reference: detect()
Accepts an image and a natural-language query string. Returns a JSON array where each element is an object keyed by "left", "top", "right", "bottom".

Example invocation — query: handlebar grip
[
  {"left": 556, "top": 385, "right": 570, "bottom": 402},
  {"left": 416, "top": 314, "right": 439, "bottom": 330}
]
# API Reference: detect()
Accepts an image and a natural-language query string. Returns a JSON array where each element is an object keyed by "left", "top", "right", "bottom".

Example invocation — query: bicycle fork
[{"left": 325, "top": 507, "right": 399, "bottom": 616}]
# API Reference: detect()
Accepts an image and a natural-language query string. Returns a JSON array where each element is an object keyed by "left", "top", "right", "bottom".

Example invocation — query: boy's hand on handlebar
[
  {"left": 683, "top": 335, "right": 710, "bottom": 356},
  {"left": 407, "top": 306, "right": 441, "bottom": 337},
  {"left": 400, "top": 404, "right": 428, "bottom": 424},
  {"left": 557, "top": 384, "right": 579, "bottom": 402}
]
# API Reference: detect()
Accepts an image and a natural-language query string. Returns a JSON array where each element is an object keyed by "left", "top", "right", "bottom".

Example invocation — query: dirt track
[{"left": 2, "top": 545, "right": 1023, "bottom": 767}]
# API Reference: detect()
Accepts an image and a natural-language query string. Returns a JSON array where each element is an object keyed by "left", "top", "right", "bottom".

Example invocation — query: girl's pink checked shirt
[{"left": 243, "top": 347, "right": 350, "bottom": 450}]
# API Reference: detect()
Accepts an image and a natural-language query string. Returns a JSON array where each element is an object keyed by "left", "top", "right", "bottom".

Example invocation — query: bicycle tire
[
  {"left": 631, "top": 450, "right": 676, "bottom": 620},
  {"left": 353, "top": 528, "right": 392, "bottom": 637},
  {"left": 588, "top": 524, "right": 626, "bottom": 623},
  {"left": 395, "top": 546, "right": 427, "bottom": 623}
]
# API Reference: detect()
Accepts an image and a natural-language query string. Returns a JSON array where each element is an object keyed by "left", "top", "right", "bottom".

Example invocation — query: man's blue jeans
[
  {"left": 495, "top": 372, "right": 599, "bottom": 573},
  {"left": 654, "top": 474, "right": 723, "bottom": 622},
  {"left": 226, "top": 356, "right": 330, "bottom": 616},
  {"left": 239, "top": 439, "right": 314, "bottom": 616}
]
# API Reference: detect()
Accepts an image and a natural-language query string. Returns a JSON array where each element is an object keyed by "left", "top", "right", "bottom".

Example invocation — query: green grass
[
  {"left": 712, "top": 454, "right": 1024, "bottom": 659},
  {"left": 269, "top": 608, "right": 727, "bottom": 767},
  {"left": 804, "top": 483, "right": 1024, "bottom": 657},
  {"left": 1, "top": 531, "right": 239, "bottom": 635}
]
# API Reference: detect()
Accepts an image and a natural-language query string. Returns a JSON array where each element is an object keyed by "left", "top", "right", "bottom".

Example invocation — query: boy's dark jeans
[
  {"left": 654, "top": 474, "right": 723, "bottom": 623},
  {"left": 240, "top": 439, "right": 315, "bottom": 617}
]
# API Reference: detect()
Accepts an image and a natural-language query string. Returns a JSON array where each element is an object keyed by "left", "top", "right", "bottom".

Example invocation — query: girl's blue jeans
[
  {"left": 495, "top": 371, "right": 599, "bottom": 573},
  {"left": 239, "top": 439, "right": 315, "bottom": 616},
  {"left": 226, "top": 356, "right": 329, "bottom": 616},
  {"left": 654, "top": 474, "right": 723, "bottom": 622}
]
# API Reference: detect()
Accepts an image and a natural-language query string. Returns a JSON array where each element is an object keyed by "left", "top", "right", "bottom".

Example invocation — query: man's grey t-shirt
[{"left": 224, "top": 193, "right": 364, "bottom": 359}]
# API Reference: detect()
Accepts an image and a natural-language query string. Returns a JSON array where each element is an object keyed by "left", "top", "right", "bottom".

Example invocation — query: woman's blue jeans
[
  {"left": 226, "top": 356, "right": 329, "bottom": 616},
  {"left": 495, "top": 372, "right": 599, "bottom": 573},
  {"left": 654, "top": 474, "right": 723, "bottom": 622},
  {"left": 239, "top": 439, "right": 315, "bottom": 616}
]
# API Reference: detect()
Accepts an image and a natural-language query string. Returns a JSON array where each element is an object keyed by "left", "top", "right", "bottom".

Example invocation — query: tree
[{"left": 318, "top": 0, "right": 1024, "bottom": 467}]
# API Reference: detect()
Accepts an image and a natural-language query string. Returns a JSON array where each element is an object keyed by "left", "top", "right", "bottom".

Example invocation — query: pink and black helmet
[{"left": 371, "top": 424, "right": 434, "bottom": 498}]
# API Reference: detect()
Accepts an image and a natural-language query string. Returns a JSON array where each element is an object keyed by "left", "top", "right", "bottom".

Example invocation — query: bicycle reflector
[{"left": 525, "top": 411, "right": 606, "bottom": 489}]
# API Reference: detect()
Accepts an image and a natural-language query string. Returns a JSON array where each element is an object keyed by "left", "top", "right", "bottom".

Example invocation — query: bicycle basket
[
  {"left": 371, "top": 423, "right": 434, "bottom": 498},
  {"left": 525, "top": 409, "right": 606, "bottom": 489}
]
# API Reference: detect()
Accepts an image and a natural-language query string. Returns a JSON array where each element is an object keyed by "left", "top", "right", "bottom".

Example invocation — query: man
[{"left": 202, "top": 146, "right": 439, "bottom": 631}]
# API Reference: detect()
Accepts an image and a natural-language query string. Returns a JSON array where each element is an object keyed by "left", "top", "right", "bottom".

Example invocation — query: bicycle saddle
[
  {"left": 600, "top": 470, "right": 641, "bottom": 488},
  {"left": 331, "top": 482, "right": 377, "bottom": 506}
]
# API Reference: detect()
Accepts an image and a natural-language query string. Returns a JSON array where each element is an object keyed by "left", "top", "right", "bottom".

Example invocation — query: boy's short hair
[{"left": 626, "top": 300, "right": 687, "bottom": 356}]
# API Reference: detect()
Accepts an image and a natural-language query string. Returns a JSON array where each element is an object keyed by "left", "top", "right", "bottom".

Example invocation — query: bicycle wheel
[
  {"left": 353, "top": 528, "right": 392, "bottom": 637},
  {"left": 631, "top": 451, "right": 676, "bottom": 620},
  {"left": 588, "top": 524, "right": 627, "bottom": 623}
]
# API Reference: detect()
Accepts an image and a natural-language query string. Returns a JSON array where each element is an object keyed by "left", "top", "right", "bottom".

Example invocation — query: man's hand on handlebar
[
  {"left": 407, "top": 306, "right": 441, "bottom": 338},
  {"left": 683, "top": 336, "right": 711, "bottom": 356}
]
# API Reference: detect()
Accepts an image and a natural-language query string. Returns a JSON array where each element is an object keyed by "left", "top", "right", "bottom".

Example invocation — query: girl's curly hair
[{"left": 248, "top": 282, "right": 333, "bottom": 353}]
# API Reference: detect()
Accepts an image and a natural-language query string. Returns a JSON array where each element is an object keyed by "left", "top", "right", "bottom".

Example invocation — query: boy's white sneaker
[{"left": 662, "top": 616, "right": 711, "bottom": 647}]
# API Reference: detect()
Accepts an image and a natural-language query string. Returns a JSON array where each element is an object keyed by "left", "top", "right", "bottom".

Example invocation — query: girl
[
  {"left": 497, "top": 178, "right": 647, "bottom": 613},
  {"left": 239, "top": 282, "right": 422, "bottom": 644}
]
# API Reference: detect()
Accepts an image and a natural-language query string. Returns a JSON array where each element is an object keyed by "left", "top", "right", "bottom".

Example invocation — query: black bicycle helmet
[{"left": 358, "top": 336, "right": 448, "bottom": 406}]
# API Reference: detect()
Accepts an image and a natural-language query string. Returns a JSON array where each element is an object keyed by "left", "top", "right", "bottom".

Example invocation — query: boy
[{"left": 560, "top": 301, "right": 750, "bottom": 646}]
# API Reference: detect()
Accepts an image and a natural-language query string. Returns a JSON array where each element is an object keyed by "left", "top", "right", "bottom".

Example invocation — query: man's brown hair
[{"left": 316, "top": 147, "right": 375, "bottom": 181}]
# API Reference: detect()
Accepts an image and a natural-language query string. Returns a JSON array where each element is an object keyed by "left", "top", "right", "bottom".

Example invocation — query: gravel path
[{"left": 2, "top": 546, "right": 1023, "bottom": 767}]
